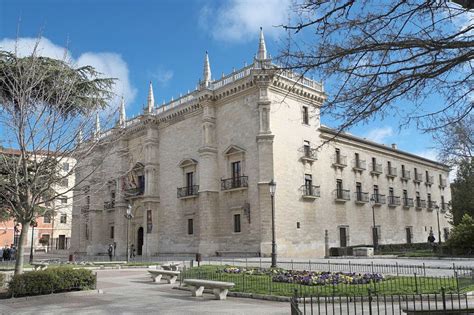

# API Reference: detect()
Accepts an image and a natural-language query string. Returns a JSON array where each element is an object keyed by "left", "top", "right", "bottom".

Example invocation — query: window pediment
[
  {"left": 223, "top": 145, "right": 246, "bottom": 156},
  {"left": 178, "top": 158, "right": 198, "bottom": 168}
]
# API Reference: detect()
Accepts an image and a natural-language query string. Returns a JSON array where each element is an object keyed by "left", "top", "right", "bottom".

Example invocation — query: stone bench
[
  {"left": 161, "top": 262, "right": 182, "bottom": 271},
  {"left": 31, "top": 262, "right": 49, "bottom": 271},
  {"left": 183, "top": 279, "right": 235, "bottom": 300},
  {"left": 148, "top": 270, "right": 180, "bottom": 284}
]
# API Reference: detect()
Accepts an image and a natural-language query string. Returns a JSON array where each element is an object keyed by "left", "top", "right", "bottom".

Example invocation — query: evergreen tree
[{"left": 450, "top": 158, "right": 474, "bottom": 225}]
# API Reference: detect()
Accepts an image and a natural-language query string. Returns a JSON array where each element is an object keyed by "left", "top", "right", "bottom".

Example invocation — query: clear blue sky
[{"left": 0, "top": 0, "right": 438, "bottom": 161}]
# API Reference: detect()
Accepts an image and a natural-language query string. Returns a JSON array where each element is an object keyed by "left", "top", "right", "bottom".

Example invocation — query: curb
[{"left": 4, "top": 289, "right": 102, "bottom": 302}]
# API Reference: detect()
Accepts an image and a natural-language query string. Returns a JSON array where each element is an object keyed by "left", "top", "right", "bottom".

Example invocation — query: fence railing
[
  {"left": 180, "top": 268, "right": 474, "bottom": 297},
  {"left": 291, "top": 288, "right": 473, "bottom": 315}
]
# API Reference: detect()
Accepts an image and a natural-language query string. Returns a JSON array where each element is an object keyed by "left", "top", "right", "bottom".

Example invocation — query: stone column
[
  {"left": 197, "top": 92, "right": 219, "bottom": 255},
  {"left": 254, "top": 72, "right": 275, "bottom": 257},
  {"left": 142, "top": 122, "right": 160, "bottom": 256},
  {"left": 114, "top": 139, "right": 130, "bottom": 257}
]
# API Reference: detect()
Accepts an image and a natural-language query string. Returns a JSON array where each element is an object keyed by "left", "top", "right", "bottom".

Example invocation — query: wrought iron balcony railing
[
  {"left": 301, "top": 147, "right": 318, "bottom": 161},
  {"left": 354, "top": 192, "right": 369, "bottom": 203},
  {"left": 371, "top": 194, "right": 386, "bottom": 204},
  {"left": 427, "top": 200, "right": 437, "bottom": 210},
  {"left": 401, "top": 170, "right": 411, "bottom": 180},
  {"left": 334, "top": 189, "right": 351, "bottom": 201},
  {"left": 301, "top": 185, "right": 320, "bottom": 198},
  {"left": 177, "top": 185, "right": 199, "bottom": 198},
  {"left": 441, "top": 202, "right": 448, "bottom": 212},
  {"left": 221, "top": 176, "right": 248, "bottom": 191},
  {"left": 403, "top": 198, "right": 414, "bottom": 207},
  {"left": 388, "top": 196, "right": 401, "bottom": 206},
  {"left": 124, "top": 186, "right": 145, "bottom": 197},
  {"left": 332, "top": 155, "right": 347, "bottom": 167},
  {"left": 370, "top": 163, "right": 383, "bottom": 174},
  {"left": 439, "top": 178, "right": 447, "bottom": 188},
  {"left": 386, "top": 167, "right": 397, "bottom": 177},
  {"left": 425, "top": 175, "right": 434, "bottom": 185},
  {"left": 353, "top": 160, "right": 366, "bottom": 171},
  {"left": 104, "top": 201, "right": 115, "bottom": 210},
  {"left": 414, "top": 172, "right": 423, "bottom": 183},
  {"left": 416, "top": 199, "right": 426, "bottom": 209}
]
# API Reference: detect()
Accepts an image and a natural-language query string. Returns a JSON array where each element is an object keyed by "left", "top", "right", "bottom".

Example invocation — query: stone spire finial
[
  {"left": 203, "top": 51, "right": 211, "bottom": 87},
  {"left": 257, "top": 27, "right": 267, "bottom": 60},
  {"left": 94, "top": 112, "right": 101, "bottom": 140},
  {"left": 119, "top": 96, "right": 126, "bottom": 127},
  {"left": 146, "top": 81, "right": 154, "bottom": 113}
]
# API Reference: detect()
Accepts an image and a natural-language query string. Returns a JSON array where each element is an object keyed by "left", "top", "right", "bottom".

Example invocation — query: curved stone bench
[
  {"left": 183, "top": 279, "right": 235, "bottom": 300},
  {"left": 148, "top": 270, "right": 180, "bottom": 284}
]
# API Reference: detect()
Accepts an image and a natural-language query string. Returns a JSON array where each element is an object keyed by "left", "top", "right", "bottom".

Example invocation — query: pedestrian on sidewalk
[{"left": 107, "top": 244, "right": 114, "bottom": 261}]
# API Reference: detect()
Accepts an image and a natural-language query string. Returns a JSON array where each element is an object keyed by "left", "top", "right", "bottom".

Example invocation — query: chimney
[{"left": 391, "top": 143, "right": 397, "bottom": 149}]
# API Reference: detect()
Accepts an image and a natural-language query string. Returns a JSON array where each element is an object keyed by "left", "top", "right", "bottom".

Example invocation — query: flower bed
[{"left": 221, "top": 266, "right": 384, "bottom": 286}]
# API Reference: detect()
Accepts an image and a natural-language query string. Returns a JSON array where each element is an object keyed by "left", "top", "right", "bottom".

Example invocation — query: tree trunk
[{"left": 14, "top": 222, "right": 30, "bottom": 275}]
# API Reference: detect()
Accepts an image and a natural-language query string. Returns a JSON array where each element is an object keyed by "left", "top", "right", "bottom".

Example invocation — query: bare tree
[
  {"left": 434, "top": 114, "right": 473, "bottom": 166},
  {"left": 0, "top": 40, "right": 116, "bottom": 275},
  {"left": 280, "top": 0, "right": 473, "bottom": 132}
]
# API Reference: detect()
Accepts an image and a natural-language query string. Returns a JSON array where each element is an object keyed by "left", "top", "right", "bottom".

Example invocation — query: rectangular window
[
  {"left": 60, "top": 178, "right": 68, "bottom": 187},
  {"left": 186, "top": 172, "right": 194, "bottom": 187},
  {"left": 296, "top": 222, "right": 300, "bottom": 229},
  {"left": 406, "top": 227, "right": 413, "bottom": 244},
  {"left": 85, "top": 224, "right": 89, "bottom": 240},
  {"left": 414, "top": 167, "right": 418, "bottom": 180},
  {"left": 63, "top": 163, "right": 70, "bottom": 172},
  {"left": 402, "top": 165, "right": 406, "bottom": 177},
  {"left": 336, "top": 179, "right": 342, "bottom": 199},
  {"left": 425, "top": 170, "right": 429, "bottom": 181},
  {"left": 339, "top": 227, "right": 348, "bottom": 247},
  {"left": 335, "top": 148, "right": 341, "bottom": 164},
  {"left": 302, "top": 106, "right": 309, "bottom": 125},
  {"left": 372, "top": 157, "right": 376, "bottom": 171},
  {"left": 303, "top": 140, "right": 311, "bottom": 157},
  {"left": 441, "top": 196, "right": 445, "bottom": 210},
  {"left": 416, "top": 191, "right": 421, "bottom": 207},
  {"left": 188, "top": 219, "right": 194, "bottom": 235},
  {"left": 60, "top": 214, "right": 67, "bottom": 224},
  {"left": 233, "top": 214, "right": 241, "bottom": 233},
  {"left": 355, "top": 153, "right": 360, "bottom": 167},
  {"left": 110, "top": 226, "right": 114, "bottom": 239},
  {"left": 44, "top": 213, "right": 51, "bottom": 224},
  {"left": 403, "top": 189, "right": 408, "bottom": 206},
  {"left": 373, "top": 185, "right": 379, "bottom": 201},
  {"left": 427, "top": 193, "right": 432, "bottom": 205},
  {"left": 356, "top": 182, "right": 362, "bottom": 201},
  {"left": 389, "top": 187, "right": 394, "bottom": 198},
  {"left": 59, "top": 197, "right": 67, "bottom": 204},
  {"left": 231, "top": 161, "right": 241, "bottom": 179}
]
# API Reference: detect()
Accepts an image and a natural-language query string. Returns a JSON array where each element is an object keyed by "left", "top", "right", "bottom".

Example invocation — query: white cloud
[
  {"left": 151, "top": 68, "right": 174, "bottom": 87},
  {"left": 200, "top": 0, "right": 292, "bottom": 42},
  {"left": 0, "top": 37, "right": 136, "bottom": 109},
  {"left": 364, "top": 126, "right": 393, "bottom": 143}
]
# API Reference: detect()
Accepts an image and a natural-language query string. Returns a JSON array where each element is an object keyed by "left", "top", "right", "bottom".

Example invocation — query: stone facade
[{"left": 70, "top": 31, "right": 451, "bottom": 258}]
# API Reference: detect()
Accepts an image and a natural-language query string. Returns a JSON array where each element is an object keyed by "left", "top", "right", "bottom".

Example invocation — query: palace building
[{"left": 70, "top": 30, "right": 451, "bottom": 258}]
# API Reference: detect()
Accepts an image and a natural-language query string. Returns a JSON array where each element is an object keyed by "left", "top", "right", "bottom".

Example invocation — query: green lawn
[{"left": 181, "top": 266, "right": 474, "bottom": 297}]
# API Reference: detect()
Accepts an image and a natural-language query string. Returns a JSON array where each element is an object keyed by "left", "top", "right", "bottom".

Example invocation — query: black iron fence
[
  {"left": 180, "top": 268, "right": 474, "bottom": 297},
  {"left": 291, "top": 288, "right": 474, "bottom": 315}
]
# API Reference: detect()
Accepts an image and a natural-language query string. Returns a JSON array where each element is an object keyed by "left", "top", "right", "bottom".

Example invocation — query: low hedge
[{"left": 8, "top": 268, "right": 96, "bottom": 297}]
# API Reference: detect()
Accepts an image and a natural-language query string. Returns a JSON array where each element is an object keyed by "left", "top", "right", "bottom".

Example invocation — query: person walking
[
  {"left": 107, "top": 244, "right": 113, "bottom": 261},
  {"left": 130, "top": 244, "right": 135, "bottom": 259}
]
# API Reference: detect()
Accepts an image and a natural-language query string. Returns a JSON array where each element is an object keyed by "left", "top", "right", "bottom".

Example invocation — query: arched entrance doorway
[{"left": 137, "top": 227, "right": 144, "bottom": 256}]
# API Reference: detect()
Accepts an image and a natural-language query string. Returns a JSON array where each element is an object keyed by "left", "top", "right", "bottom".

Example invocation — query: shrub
[
  {"left": 444, "top": 214, "right": 474, "bottom": 255},
  {"left": 8, "top": 267, "right": 96, "bottom": 297}
]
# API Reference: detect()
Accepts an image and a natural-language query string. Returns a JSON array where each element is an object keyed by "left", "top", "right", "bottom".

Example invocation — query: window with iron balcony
[
  {"left": 413, "top": 168, "right": 423, "bottom": 183},
  {"left": 386, "top": 162, "right": 397, "bottom": 178},
  {"left": 439, "top": 175, "right": 447, "bottom": 188},
  {"left": 332, "top": 149, "right": 347, "bottom": 167},
  {"left": 425, "top": 172, "right": 434, "bottom": 186},
  {"left": 353, "top": 153, "right": 366, "bottom": 171},
  {"left": 301, "top": 141, "right": 317, "bottom": 162},
  {"left": 370, "top": 158, "right": 383, "bottom": 175},
  {"left": 401, "top": 168, "right": 411, "bottom": 180},
  {"left": 335, "top": 180, "right": 350, "bottom": 201}
]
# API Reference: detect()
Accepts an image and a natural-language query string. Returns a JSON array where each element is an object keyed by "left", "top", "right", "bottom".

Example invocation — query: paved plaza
[{"left": 0, "top": 269, "right": 288, "bottom": 315}]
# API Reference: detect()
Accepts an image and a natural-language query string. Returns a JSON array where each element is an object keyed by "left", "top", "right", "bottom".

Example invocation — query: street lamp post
[
  {"left": 435, "top": 206, "right": 442, "bottom": 245},
  {"left": 29, "top": 221, "right": 37, "bottom": 264},
  {"left": 124, "top": 203, "right": 133, "bottom": 262},
  {"left": 269, "top": 179, "right": 277, "bottom": 268},
  {"left": 369, "top": 197, "right": 378, "bottom": 250}
]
